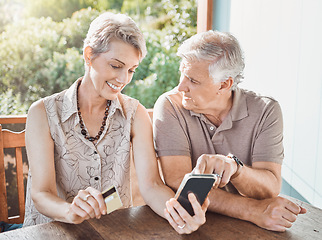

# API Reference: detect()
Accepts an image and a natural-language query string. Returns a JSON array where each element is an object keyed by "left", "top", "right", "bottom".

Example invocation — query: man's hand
[
  {"left": 164, "top": 193, "right": 209, "bottom": 234},
  {"left": 251, "top": 196, "right": 307, "bottom": 232},
  {"left": 193, "top": 154, "right": 237, "bottom": 188}
]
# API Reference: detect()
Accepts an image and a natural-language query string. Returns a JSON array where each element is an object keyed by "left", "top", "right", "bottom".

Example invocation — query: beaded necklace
[{"left": 76, "top": 81, "right": 111, "bottom": 142}]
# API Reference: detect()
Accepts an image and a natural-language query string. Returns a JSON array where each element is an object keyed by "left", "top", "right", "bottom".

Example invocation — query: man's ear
[
  {"left": 220, "top": 77, "right": 233, "bottom": 91},
  {"left": 83, "top": 46, "right": 93, "bottom": 65}
]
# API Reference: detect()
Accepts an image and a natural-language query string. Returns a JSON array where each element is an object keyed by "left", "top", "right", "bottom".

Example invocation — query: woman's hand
[
  {"left": 67, "top": 187, "right": 107, "bottom": 224},
  {"left": 163, "top": 193, "right": 209, "bottom": 234}
]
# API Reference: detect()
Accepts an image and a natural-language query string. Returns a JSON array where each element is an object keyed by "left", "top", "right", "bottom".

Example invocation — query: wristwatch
[{"left": 227, "top": 153, "right": 244, "bottom": 180}]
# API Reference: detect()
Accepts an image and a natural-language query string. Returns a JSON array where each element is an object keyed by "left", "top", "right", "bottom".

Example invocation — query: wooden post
[
  {"left": 197, "top": 0, "right": 213, "bottom": 33},
  {"left": 0, "top": 125, "right": 9, "bottom": 222}
]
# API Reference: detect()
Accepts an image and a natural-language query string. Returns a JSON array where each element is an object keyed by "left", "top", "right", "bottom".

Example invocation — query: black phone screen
[{"left": 177, "top": 176, "right": 215, "bottom": 216}]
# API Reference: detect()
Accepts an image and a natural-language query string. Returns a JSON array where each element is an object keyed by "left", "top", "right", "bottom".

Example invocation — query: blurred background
[{"left": 0, "top": 0, "right": 197, "bottom": 115}]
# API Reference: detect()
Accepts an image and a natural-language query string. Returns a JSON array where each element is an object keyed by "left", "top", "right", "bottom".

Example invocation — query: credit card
[{"left": 102, "top": 185, "right": 123, "bottom": 214}]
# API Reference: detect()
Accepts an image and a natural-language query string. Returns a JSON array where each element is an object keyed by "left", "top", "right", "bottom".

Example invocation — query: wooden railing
[
  {"left": 0, "top": 110, "right": 152, "bottom": 125},
  {"left": 0, "top": 115, "right": 27, "bottom": 125}
]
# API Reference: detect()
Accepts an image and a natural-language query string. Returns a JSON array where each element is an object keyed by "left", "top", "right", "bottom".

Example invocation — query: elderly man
[{"left": 153, "top": 30, "right": 306, "bottom": 232}]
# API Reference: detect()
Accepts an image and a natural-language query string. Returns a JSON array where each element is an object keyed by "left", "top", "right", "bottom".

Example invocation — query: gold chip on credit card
[{"left": 102, "top": 185, "right": 123, "bottom": 214}]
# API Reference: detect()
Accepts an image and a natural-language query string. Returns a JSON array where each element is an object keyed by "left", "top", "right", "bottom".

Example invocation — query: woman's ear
[{"left": 83, "top": 46, "right": 93, "bottom": 66}]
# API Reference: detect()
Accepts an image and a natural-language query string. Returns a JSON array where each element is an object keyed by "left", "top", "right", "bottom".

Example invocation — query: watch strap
[{"left": 227, "top": 153, "right": 243, "bottom": 180}]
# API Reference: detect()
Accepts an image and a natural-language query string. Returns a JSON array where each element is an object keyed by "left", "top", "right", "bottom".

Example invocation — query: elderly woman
[{"left": 23, "top": 12, "right": 208, "bottom": 234}]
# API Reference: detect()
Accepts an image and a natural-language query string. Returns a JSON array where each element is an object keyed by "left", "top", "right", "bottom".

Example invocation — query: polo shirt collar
[
  {"left": 218, "top": 87, "right": 248, "bottom": 132},
  {"left": 189, "top": 87, "right": 248, "bottom": 125},
  {"left": 230, "top": 87, "right": 248, "bottom": 121},
  {"left": 61, "top": 78, "right": 126, "bottom": 124}
]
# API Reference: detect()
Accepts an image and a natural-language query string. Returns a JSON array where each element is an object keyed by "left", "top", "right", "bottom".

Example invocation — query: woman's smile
[{"left": 106, "top": 81, "right": 122, "bottom": 91}]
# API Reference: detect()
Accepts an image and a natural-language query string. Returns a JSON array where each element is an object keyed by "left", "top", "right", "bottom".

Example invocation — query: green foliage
[
  {"left": 105, "top": 0, "right": 124, "bottom": 11},
  {"left": 0, "top": 89, "right": 28, "bottom": 115},
  {"left": 23, "top": 0, "right": 122, "bottom": 22},
  {"left": 0, "top": 8, "right": 101, "bottom": 112},
  {"left": 0, "top": 0, "right": 197, "bottom": 112},
  {"left": 0, "top": 17, "right": 65, "bottom": 107},
  {"left": 158, "top": 0, "right": 197, "bottom": 48},
  {"left": 122, "top": 0, "right": 197, "bottom": 107},
  {"left": 123, "top": 30, "right": 181, "bottom": 108},
  {"left": 24, "top": 0, "right": 86, "bottom": 22},
  {"left": 123, "top": 51, "right": 181, "bottom": 108},
  {"left": 36, "top": 48, "right": 85, "bottom": 95},
  {"left": 0, "top": 1, "right": 22, "bottom": 32},
  {"left": 122, "top": 0, "right": 162, "bottom": 18},
  {"left": 62, "top": 8, "right": 101, "bottom": 50}
]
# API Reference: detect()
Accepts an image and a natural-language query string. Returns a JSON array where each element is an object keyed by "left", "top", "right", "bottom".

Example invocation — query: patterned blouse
[{"left": 23, "top": 78, "right": 139, "bottom": 226}]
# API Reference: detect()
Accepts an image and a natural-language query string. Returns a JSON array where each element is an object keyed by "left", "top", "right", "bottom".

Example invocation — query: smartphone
[
  {"left": 175, "top": 173, "right": 217, "bottom": 216},
  {"left": 102, "top": 185, "right": 123, "bottom": 214}
]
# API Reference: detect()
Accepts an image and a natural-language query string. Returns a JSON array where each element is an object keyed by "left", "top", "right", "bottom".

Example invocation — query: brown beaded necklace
[{"left": 76, "top": 81, "right": 111, "bottom": 142}]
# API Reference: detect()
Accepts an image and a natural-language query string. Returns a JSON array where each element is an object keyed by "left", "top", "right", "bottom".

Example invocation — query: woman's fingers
[
  {"left": 72, "top": 188, "right": 107, "bottom": 220},
  {"left": 86, "top": 187, "right": 107, "bottom": 216},
  {"left": 164, "top": 206, "right": 188, "bottom": 234},
  {"left": 75, "top": 193, "right": 96, "bottom": 218},
  {"left": 165, "top": 194, "right": 209, "bottom": 234}
]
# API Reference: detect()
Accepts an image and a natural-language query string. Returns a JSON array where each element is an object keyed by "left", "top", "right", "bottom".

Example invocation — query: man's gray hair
[
  {"left": 177, "top": 30, "right": 244, "bottom": 89},
  {"left": 83, "top": 12, "right": 147, "bottom": 61}
]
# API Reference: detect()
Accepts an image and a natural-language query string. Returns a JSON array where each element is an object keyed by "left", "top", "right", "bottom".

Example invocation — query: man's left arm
[
  {"left": 195, "top": 100, "right": 284, "bottom": 199},
  {"left": 235, "top": 99, "right": 283, "bottom": 198},
  {"left": 230, "top": 161, "right": 281, "bottom": 199},
  {"left": 194, "top": 154, "right": 281, "bottom": 199}
]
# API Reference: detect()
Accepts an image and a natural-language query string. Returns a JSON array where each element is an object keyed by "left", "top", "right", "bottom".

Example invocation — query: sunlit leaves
[{"left": 0, "top": 0, "right": 197, "bottom": 112}]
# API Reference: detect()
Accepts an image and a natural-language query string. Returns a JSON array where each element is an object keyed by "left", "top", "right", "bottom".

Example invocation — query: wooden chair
[{"left": 0, "top": 124, "right": 26, "bottom": 224}]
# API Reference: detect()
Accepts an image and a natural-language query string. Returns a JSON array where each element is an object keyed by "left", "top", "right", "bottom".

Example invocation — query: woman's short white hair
[
  {"left": 83, "top": 12, "right": 147, "bottom": 61},
  {"left": 177, "top": 30, "right": 244, "bottom": 90}
]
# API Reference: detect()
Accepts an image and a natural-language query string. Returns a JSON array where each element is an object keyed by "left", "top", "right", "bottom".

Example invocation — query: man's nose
[{"left": 178, "top": 75, "right": 188, "bottom": 92}]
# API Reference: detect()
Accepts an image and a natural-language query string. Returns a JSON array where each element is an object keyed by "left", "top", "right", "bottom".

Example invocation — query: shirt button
[
  {"left": 210, "top": 126, "right": 215, "bottom": 131},
  {"left": 94, "top": 177, "right": 99, "bottom": 181}
]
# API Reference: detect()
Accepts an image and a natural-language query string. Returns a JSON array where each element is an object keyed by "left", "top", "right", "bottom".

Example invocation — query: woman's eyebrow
[
  {"left": 112, "top": 58, "right": 139, "bottom": 68},
  {"left": 112, "top": 58, "right": 125, "bottom": 65}
]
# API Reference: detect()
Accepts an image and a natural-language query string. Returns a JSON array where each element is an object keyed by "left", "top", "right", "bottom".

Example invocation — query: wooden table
[{"left": 0, "top": 197, "right": 321, "bottom": 240}]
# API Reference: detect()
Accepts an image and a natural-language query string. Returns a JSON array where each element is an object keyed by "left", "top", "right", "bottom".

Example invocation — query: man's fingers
[
  {"left": 281, "top": 210, "right": 297, "bottom": 223},
  {"left": 218, "top": 171, "right": 230, "bottom": 188},
  {"left": 194, "top": 157, "right": 207, "bottom": 174},
  {"left": 299, "top": 206, "right": 307, "bottom": 214},
  {"left": 285, "top": 200, "right": 303, "bottom": 215},
  {"left": 269, "top": 224, "right": 287, "bottom": 232}
]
